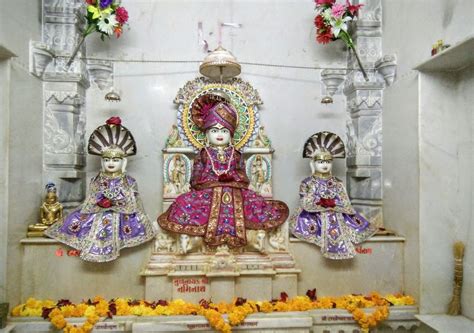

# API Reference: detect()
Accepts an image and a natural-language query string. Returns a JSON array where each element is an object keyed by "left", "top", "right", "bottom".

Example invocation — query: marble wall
[
  {"left": 381, "top": 71, "right": 419, "bottom": 300},
  {"left": 0, "top": 59, "right": 10, "bottom": 303},
  {"left": 0, "top": 0, "right": 43, "bottom": 304},
  {"left": 382, "top": 0, "right": 474, "bottom": 318},
  {"left": 83, "top": 0, "right": 349, "bottom": 220},
  {"left": 418, "top": 70, "right": 472, "bottom": 314},
  {"left": 461, "top": 67, "right": 474, "bottom": 319}
]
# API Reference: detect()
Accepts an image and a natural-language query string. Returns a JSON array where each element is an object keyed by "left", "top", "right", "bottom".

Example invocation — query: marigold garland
[{"left": 11, "top": 292, "right": 415, "bottom": 333}]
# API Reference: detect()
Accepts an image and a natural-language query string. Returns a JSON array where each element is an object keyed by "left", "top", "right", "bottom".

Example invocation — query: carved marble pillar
[
  {"left": 343, "top": 0, "right": 385, "bottom": 226},
  {"left": 36, "top": 0, "right": 90, "bottom": 209}
]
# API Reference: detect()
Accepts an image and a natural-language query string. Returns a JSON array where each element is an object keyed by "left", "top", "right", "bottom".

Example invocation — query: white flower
[
  {"left": 322, "top": 8, "right": 333, "bottom": 21},
  {"left": 97, "top": 13, "right": 118, "bottom": 36},
  {"left": 330, "top": 16, "right": 352, "bottom": 38}
]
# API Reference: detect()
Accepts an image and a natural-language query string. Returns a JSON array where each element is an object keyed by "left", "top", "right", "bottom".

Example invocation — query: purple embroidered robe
[
  {"left": 45, "top": 173, "right": 156, "bottom": 262},
  {"left": 290, "top": 175, "right": 377, "bottom": 259},
  {"left": 158, "top": 146, "right": 288, "bottom": 248}
]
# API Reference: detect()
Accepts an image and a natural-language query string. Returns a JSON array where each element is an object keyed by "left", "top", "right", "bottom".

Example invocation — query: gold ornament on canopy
[{"left": 199, "top": 46, "right": 241, "bottom": 81}]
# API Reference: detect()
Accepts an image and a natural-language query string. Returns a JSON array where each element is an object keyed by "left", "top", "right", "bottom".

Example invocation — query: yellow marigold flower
[
  {"left": 61, "top": 305, "right": 75, "bottom": 318},
  {"left": 86, "top": 312, "right": 100, "bottom": 324},
  {"left": 73, "top": 303, "right": 88, "bottom": 317},
  {"left": 50, "top": 315, "right": 67, "bottom": 329},
  {"left": 42, "top": 300, "right": 56, "bottom": 308},
  {"left": 95, "top": 303, "right": 109, "bottom": 317},
  {"left": 82, "top": 322, "right": 94, "bottom": 333},
  {"left": 84, "top": 306, "right": 96, "bottom": 317},
  {"left": 259, "top": 301, "right": 273, "bottom": 313},
  {"left": 49, "top": 308, "right": 62, "bottom": 318},
  {"left": 11, "top": 305, "right": 23, "bottom": 317},
  {"left": 273, "top": 301, "right": 289, "bottom": 312},
  {"left": 25, "top": 298, "right": 40, "bottom": 309},
  {"left": 92, "top": 296, "right": 106, "bottom": 303}
]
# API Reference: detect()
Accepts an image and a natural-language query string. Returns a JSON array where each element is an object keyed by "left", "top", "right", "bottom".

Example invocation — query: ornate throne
[{"left": 142, "top": 62, "right": 299, "bottom": 303}]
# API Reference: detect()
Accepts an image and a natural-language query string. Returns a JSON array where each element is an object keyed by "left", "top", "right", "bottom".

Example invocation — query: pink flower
[
  {"left": 315, "top": 0, "right": 335, "bottom": 5},
  {"left": 331, "top": 3, "right": 347, "bottom": 18},
  {"left": 115, "top": 7, "right": 129, "bottom": 24}
]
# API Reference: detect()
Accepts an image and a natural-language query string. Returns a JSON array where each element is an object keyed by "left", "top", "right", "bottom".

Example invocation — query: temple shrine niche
[{"left": 142, "top": 47, "right": 300, "bottom": 303}]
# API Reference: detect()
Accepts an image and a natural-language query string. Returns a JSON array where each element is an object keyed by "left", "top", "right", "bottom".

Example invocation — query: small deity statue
[
  {"left": 269, "top": 227, "right": 287, "bottom": 251},
  {"left": 170, "top": 154, "right": 186, "bottom": 193},
  {"left": 252, "top": 126, "right": 271, "bottom": 148},
  {"left": 250, "top": 155, "right": 266, "bottom": 193},
  {"left": 45, "top": 117, "right": 157, "bottom": 262},
  {"left": 165, "top": 124, "right": 184, "bottom": 148},
  {"left": 158, "top": 92, "right": 288, "bottom": 251},
  {"left": 290, "top": 132, "right": 377, "bottom": 259},
  {"left": 28, "top": 183, "right": 63, "bottom": 237}
]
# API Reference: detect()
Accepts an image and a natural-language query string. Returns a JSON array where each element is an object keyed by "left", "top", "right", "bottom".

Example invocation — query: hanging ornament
[
  {"left": 105, "top": 88, "right": 121, "bottom": 102},
  {"left": 105, "top": 63, "right": 121, "bottom": 102},
  {"left": 320, "top": 69, "right": 346, "bottom": 105},
  {"left": 199, "top": 45, "right": 241, "bottom": 82}
]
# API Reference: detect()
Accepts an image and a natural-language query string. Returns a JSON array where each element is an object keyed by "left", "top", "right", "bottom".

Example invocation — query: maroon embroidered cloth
[{"left": 158, "top": 147, "right": 288, "bottom": 248}]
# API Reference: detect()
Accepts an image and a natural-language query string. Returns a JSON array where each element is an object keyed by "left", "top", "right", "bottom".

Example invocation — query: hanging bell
[
  {"left": 321, "top": 96, "right": 333, "bottom": 104},
  {"left": 105, "top": 88, "right": 121, "bottom": 102}
]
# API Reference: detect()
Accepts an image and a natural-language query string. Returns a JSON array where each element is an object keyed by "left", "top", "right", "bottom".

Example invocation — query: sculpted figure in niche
[
  {"left": 170, "top": 154, "right": 187, "bottom": 193},
  {"left": 45, "top": 117, "right": 157, "bottom": 262},
  {"left": 290, "top": 132, "right": 377, "bottom": 259},
  {"left": 250, "top": 155, "right": 266, "bottom": 193},
  {"left": 158, "top": 92, "right": 288, "bottom": 251}
]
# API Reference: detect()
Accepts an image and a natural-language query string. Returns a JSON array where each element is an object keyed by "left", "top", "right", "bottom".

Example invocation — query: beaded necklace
[{"left": 205, "top": 146, "right": 235, "bottom": 176}]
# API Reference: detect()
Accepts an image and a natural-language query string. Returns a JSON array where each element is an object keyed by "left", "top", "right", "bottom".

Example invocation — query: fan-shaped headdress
[
  {"left": 191, "top": 92, "right": 237, "bottom": 136},
  {"left": 88, "top": 117, "right": 136, "bottom": 158},
  {"left": 303, "top": 131, "right": 345, "bottom": 160}
]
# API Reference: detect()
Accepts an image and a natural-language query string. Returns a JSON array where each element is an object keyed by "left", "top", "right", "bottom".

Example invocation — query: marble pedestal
[
  {"left": 142, "top": 251, "right": 300, "bottom": 303},
  {"left": 19, "top": 238, "right": 150, "bottom": 302},
  {"left": 290, "top": 235, "right": 406, "bottom": 296},
  {"left": 18, "top": 236, "right": 404, "bottom": 303}
]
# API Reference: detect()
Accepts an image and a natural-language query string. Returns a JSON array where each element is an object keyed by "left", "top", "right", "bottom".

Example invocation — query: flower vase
[
  {"left": 0, "top": 302, "right": 9, "bottom": 329},
  {"left": 65, "top": 35, "right": 86, "bottom": 69}
]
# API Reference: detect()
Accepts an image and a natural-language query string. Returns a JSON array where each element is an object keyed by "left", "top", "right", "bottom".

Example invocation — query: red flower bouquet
[{"left": 314, "top": 0, "right": 368, "bottom": 81}]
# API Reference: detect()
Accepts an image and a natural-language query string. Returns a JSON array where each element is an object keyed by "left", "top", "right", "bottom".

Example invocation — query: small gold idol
[{"left": 27, "top": 183, "right": 63, "bottom": 237}]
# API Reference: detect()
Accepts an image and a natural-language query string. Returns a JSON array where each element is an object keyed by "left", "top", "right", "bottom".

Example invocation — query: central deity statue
[{"left": 158, "top": 92, "right": 289, "bottom": 248}]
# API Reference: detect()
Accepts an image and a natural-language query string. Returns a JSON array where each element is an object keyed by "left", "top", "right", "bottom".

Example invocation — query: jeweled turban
[{"left": 191, "top": 92, "right": 238, "bottom": 136}]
